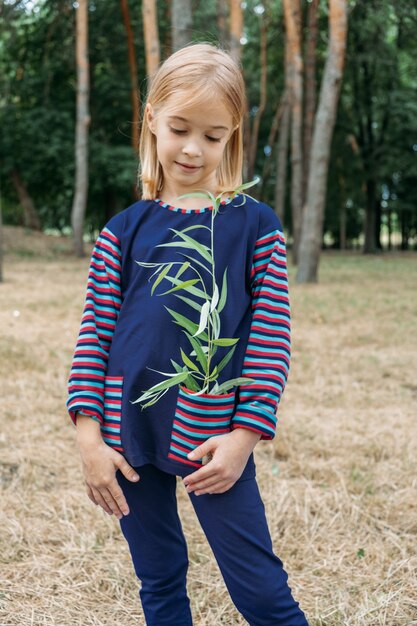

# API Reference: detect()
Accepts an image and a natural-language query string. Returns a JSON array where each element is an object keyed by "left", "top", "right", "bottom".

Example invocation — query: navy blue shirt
[{"left": 67, "top": 194, "right": 291, "bottom": 478}]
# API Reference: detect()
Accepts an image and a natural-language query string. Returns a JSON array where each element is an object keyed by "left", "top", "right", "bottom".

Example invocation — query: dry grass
[{"left": 0, "top": 227, "right": 416, "bottom": 626}]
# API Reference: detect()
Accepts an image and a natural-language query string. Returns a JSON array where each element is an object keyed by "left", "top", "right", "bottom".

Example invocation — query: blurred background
[{"left": 0, "top": 1, "right": 416, "bottom": 625}]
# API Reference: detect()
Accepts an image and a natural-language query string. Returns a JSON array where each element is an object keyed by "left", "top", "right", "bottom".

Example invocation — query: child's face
[{"left": 146, "top": 97, "right": 236, "bottom": 197}]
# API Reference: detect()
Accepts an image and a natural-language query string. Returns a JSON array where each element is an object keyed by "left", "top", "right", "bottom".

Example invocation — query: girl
[{"left": 67, "top": 42, "right": 309, "bottom": 626}]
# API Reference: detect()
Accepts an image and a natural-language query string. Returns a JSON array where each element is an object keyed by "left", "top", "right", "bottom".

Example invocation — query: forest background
[
  {"left": 1, "top": 0, "right": 416, "bottom": 269},
  {"left": 0, "top": 1, "right": 416, "bottom": 625}
]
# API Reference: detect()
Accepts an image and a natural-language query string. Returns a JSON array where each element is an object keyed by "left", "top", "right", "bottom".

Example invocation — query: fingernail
[
  {"left": 132, "top": 474, "right": 139, "bottom": 481},
  {"left": 188, "top": 451, "right": 195, "bottom": 459}
]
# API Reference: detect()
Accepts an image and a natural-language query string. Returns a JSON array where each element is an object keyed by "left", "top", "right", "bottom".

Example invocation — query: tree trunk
[
  {"left": 142, "top": 0, "right": 160, "bottom": 77},
  {"left": 0, "top": 201, "right": 3, "bottom": 283},
  {"left": 171, "top": 0, "right": 192, "bottom": 52},
  {"left": 274, "top": 95, "right": 290, "bottom": 225},
  {"left": 120, "top": 0, "right": 140, "bottom": 154},
  {"left": 363, "top": 177, "right": 377, "bottom": 253},
  {"left": 71, "top": 0, "right": 90, "bottom": 257},
  {"left": 283, "top": 0, "right": 303, "bottom": 265},
  {"left": 303, "top": 0, "right": 319, "bottom": 205},
  {"left": 260, "top": 91, "right": 287, "bottom": 200},
  {"left": 248, "top": 6, "right": 268, "bottom": 181},
  {"left": 229, "top": 0, "right": 243, "bottom": 63},
  {"left": 296, "top": 0, "right": 348, "bottom": 284},
  {"left": 10, "top": 169, "right": 41, "bottom": 230},
  {"left": 217, "top": 0, "right": 229, "bottom": 48}
]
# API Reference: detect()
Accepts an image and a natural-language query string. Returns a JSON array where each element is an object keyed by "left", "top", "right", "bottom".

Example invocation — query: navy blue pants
[{"left": 116, "top": 464, "right": 309, "bottom": 626}]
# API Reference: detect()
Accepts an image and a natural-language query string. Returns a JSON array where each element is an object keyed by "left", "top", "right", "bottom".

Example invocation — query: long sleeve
[
  {"left": 231, "top": 219, "right": 291, "bottom": 440},
  {"left": 67, "top": 226, "right": 122, "bottom": 425}
]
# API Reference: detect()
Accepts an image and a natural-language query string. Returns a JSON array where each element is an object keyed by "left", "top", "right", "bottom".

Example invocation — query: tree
[
  {"left": 143, "top": 0, "right": 160, "bottom": 76},
  {"left": 171, "top": 0, "right": 192, "bottom": 52},
  {"left": 283, "top": 0, "right": 303, "bottom": 264},
  {"left": 297, "top": 0, "right": 348, "bottom": 283},
  {"left": 120, "top": 0, "right": 140, "bottom": 154},
  {"left": 229, "top": 0, "right": 243, "bottom": 63},
  {"left": 71, "top": 0, "right": 90, "bottom": 257}
]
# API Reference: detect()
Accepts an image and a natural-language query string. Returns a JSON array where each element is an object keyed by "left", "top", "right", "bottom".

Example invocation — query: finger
[
  {"left": 91, "top": 486, "right": 114, "bottom": 516},
  {"left": 184, "top": 474, "right": 221, "bottom": 493},
  {"left": 193, "top": 480, "right": 231, "bottom": 496},
  {"left": 187, "top": 439, "right": 217, "bottom": 462},
  {"left": 101, "top": 487, "right": 125, "bottom": 519},
  {"left": 109, "top": 482, "right": 130, "bottom": 516},
  {"left": 183, "top": 465, "right": 217, "bottom": 488},
  {"left": 86, "top": 485, "right": 98, "bottom": 505},
  {"left": 114, "top": 456, "right": 140, "bottom": 483}
]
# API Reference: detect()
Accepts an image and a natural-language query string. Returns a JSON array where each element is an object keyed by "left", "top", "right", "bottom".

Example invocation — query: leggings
[{"left": 116, "top": 464, "right": 309, "bottom": 626}]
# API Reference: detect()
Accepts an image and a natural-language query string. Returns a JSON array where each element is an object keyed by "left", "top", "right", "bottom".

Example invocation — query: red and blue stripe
[
  {"left": 231, "top": 228, "right": 291, "bottom": 440},
  {"left": 67, "top": 227, "right": 124, "bottom": 452},
  {"left": 168, "top": 385, "right": 235, "bottom": 467}
]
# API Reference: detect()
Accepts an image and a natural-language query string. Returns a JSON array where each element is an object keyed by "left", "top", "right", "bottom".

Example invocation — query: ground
[{"left": 0, "top": 226, "right": 416, "bottom": 625}]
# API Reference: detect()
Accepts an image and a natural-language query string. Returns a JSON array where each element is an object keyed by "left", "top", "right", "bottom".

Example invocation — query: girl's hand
[
  {"left": 183, "top": 428, "right": 261, "bottom": 496},
  {"left": 75, "top": 415, "right": 140, "bottom": 519}
]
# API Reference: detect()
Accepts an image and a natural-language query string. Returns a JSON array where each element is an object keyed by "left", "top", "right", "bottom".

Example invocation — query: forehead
[{"left": 159, "top": 96, "right": 233, "bottom": 130}]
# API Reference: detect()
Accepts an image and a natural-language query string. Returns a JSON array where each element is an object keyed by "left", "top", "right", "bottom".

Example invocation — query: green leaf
[
  {"left": 180, "top": 347, "right": 201, "bottom": 372},
  {"left": 163, "top": 274, "right": 208, "bottom": 299},
  {"left": 151, "top": 262, "right": 173, "bottom": 295},
  {"left": 193, "top": 300, "right": 210, "bottom": 337},
  {"left": 216, "top": 345, "right": 237, "bottom": 374},
  {"left": 210, "top": 283, "right": 219, "bottom": 312},
  {"left": 217, "top": 268, "right": 228, "bottom": 313},
  {"left": 174, "top": 261, "right": 190, "bottom": 280},
  {"left": 208, "top": 365, "right": 218, "bottom": 381},
  {"left": 164, "top": 306, "right": 204, "bottom": 338},
  {"left": 182, "top": 373, "right": 201, "bottom": 391},
  {"left": 212, "top": 338, "right": 240, "bottom": 346},
  {"left": 236, "top": 176, "right": 260, "bottom": 192},
  {"left": 176, "top": 252, "right": 213, "bottom": 276},
  {"left": 170, "top": 359, "right": 183, "bottom": 374},
  {"left": 168, "top": 228, "right": 213, "bottom": 264},
  {"left": 157, "top": 278, "right": 200, "bottom": 296},
  {"left": 131, "top": 371, "right": 189, "bottom": 403},
  {"left": 173, "top": 293, "right": 202, "bottom": 312},
  {"left": 211, "top": 308, "right": 221, "bottom": 340},
  {"left": 215, "top": 377, "right": 256, "bottom": 394},
  {"left": 182, "top": 330, "right": 208, "bottom": 372}
]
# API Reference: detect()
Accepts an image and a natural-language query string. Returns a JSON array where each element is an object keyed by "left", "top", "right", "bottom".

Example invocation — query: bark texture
[
  {"left": 10, "top": 169, "right": 41, "bottom": 230},
  {"left": 142, "top": 0, "right": 160, "bottom": 77},
  {"left": 296, "top": 0, "right": 348, "bottom": 283},
  {"left": 71, "top": 0, "right": 90, "bottom": 257},
  {"left": 303, "top": 0, "right": 319, "bottom": 204},
  {"left": 120, "top": 0, "right": 140, "bottom": 153},
  {"left": 229, "top": 0, "right": 243, "bottom": 63},
  {"left": 283, "top": 0, "right": 303, "bottom": 264},
  {"left": 171, "top": 0, "right": 192, "bottom": 52},
  {"left": 248, "top": 6, "right": 268, "bottom": 181}
]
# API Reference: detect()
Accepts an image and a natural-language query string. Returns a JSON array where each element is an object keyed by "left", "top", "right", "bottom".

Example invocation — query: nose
[{"left": 181, "top": 137, "right": 202, "bottom": 158}]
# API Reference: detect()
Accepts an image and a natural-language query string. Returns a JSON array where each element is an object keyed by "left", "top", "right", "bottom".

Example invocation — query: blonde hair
[{"left": 138, "top": 43, "right": 246, "bottom": 200}]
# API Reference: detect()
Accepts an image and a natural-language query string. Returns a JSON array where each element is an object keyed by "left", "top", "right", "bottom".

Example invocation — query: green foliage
[
  {"left": 0, "top": 0, "right": 415, "bottom": 247},
  {"left": 132, "top": 182, "right": 259, "bottom": 409}
]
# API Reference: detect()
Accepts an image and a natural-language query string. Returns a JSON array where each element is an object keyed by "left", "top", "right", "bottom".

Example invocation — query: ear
[{"left": 146, "top": 103, "right": 156, "bottom": 134}]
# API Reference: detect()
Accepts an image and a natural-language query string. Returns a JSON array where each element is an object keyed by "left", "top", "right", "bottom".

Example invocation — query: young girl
[{"left": 67, "top": 42, "right": 309, "bottom": 626}]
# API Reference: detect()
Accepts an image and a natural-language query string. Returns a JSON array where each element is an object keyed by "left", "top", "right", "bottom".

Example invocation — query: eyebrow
[{"left": 168, "top": 115, "right": 229, "bottom": 131}]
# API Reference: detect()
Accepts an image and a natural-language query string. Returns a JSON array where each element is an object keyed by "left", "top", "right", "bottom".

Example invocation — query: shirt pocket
[
  {"left": 102, "top": 375, "right": 124, "bottom": 452},
  {"left": 168, "top": 384, "right": 236, "bottom": 467}
]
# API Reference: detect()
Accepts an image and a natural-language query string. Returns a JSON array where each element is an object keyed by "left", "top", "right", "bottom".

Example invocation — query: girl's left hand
[{"left": 183, "top": 428, "right": 261, "bottom": 496}]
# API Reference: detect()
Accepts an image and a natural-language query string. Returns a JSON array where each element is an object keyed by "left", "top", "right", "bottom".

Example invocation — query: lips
[{"left": 176, "top": 162, "right": 201, "bottom": 170}]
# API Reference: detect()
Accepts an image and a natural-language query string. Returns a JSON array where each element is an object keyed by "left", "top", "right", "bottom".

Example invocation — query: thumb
[
  {"left": 187, "top": 438, "right": 215, "bottom": 461},
  {"left": 115, "top": 456, "right": 140, "bottom": 483}
]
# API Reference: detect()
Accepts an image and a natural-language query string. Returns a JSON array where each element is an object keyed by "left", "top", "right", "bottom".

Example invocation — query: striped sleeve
[
  {"left": 66, "top": 226, "right": 122, "bottom": 426},
  {"left": 231, "top": 224, "right": 291, "bottom": 440}
]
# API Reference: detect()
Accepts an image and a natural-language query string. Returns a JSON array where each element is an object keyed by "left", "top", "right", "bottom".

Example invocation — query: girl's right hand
[{"left": 75, "top": 414, "right": 140, "bottom": 519}]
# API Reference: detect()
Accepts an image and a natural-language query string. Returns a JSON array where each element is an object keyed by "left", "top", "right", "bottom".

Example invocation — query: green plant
[{"left": 132, "top": 179, "right": 261, "bottom": 410}]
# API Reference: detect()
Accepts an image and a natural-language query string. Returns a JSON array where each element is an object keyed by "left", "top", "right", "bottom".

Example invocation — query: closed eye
[{"left": 169, "top": 127, "right": 221, "bottom": 143}]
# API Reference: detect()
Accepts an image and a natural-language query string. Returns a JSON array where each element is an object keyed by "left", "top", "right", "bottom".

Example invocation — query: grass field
[{"left": 0, "top": 226, "right": 416, "bottom": 625}]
